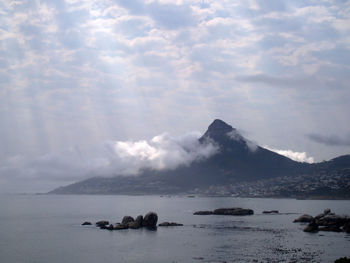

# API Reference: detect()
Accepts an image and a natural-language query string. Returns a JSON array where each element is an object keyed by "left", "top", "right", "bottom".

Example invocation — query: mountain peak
[
  {"left": 200, "top": 119, "right": 236, "bottom": 142},
  {"left": 207, "top": 119, "right": 234, "bottom": 134}
]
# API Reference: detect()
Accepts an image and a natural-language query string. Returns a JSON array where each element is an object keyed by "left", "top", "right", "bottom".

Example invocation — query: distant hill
[{"left": 49, "top": 119, "right": 350, "bottom": 195}]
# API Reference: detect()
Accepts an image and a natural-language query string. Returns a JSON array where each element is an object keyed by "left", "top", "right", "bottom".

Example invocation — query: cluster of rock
[
  {"left": 293, "top": 209, "right": 350, "bottom": 233},
  {"left": 194, "top": 207, "right": 254, "bottom": 216},
  {"left": 82, "top": 212, "right": 183, "bottom": 230}
]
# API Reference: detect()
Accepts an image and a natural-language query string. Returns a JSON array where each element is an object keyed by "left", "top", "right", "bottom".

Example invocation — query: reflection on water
[{"left": 0, "top": 195, "right": 349, "bottom": 263}]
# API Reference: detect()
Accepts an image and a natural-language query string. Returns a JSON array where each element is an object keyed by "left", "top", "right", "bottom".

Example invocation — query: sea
[{"left": 0, "top": 194, "right": 349, "bottom": 263}]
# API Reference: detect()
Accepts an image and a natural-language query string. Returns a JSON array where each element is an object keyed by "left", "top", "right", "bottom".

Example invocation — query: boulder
[
  {"left": 122, "top": 216, "right": 134, "bottom": 225},
  {"left": 335, "top": 257, "right": 350, "bottom": 263},
  {"left": 303, "top": 220, "right": 319, "bottom": 233},
  {"left": 293, "top": 214, "right": 314, "bottom": 223},
  {"left": 96, "top": 220, "right": 109, "bottom": 227},
  {"left": 319, "top": 225, "right": 342, "bottom": 232},
  {"left": 263, "top": 210, "right": 279, "bottom": 214},
  {"left": 114, "top": 224, "right": 129, "bottom": 230},
  {"left": 193, "top": 211, "right": 213, "bottom": 215},
  {"left": 142, "top": 212, "right": 158, "bottom": 228},
  {"left": 128, "top": 215, "right": 143, "bottom": 229},
  {"left": 324, "top": 208, "right": 331, "bottom": 215},
  {"left": 158, "top": 222, "right": 183, "bottom": 227},
  {"left": 316, "top": 215, "right": 350, "bottom": 227},
  {"left": 213, "top": 208, "right": 254, "bottom": 216},
  {"left": 343, "top": 222, "right": 350, "bottom": 233},
  {"left": 82, "top": 221, "right": 92, "bottom": 226}
]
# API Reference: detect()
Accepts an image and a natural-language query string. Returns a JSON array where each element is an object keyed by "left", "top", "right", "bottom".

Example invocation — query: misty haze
[{"left": 1, "top": 0, "right": 350, "bottom": 263}]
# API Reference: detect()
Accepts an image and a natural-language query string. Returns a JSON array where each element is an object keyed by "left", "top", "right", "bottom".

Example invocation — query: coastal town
[{"left": 193, "top": 168, "right": 350, "bottom": 199}]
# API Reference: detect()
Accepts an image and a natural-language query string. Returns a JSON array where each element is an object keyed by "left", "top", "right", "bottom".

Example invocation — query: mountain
[{"left": 49, "top": 119, "right": 350, "bottom": 195}]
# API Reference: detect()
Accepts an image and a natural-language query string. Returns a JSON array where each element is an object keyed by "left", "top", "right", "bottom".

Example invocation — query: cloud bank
[
  {"left": 265, "top": 146, "right": 314, "bottom": 163},
  {"left": 0, "top": 132, "right": 218, "bottom": 192}
]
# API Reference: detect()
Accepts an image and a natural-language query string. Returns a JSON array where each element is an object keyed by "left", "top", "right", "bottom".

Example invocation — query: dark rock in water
[
  {"left": 122, "top": 216, "right": 134, "bottom": 225},
  {"left": 335, "top": 257, "right": 350, "bottom": 263},
  {"left": 213, "top": 207, "right": 254, "bottom": 216},
  {"left": 319, "top": 225, "right": 342, "bottom": 232},
  {"left": 304, "top": 220, "right": 319, "bottom": 233},
  {"left": 128, "top": 215, "right": 143, "bottom": 229},
  {"left": 96, "top": 220, "right": 109, "bottom": 227},
  {"left": 324, "top": 208, "right": 331, "bottom": 215},
  {"left": 82, "top": 221, "right": 92, "bottom": 225},
  {"left": 293, "top": 214, "right": 314, "bottom": 223},
  {"left": 158, "top": 222, "right": 183, "bottom": 226},
  {"left": 114, "top": 224, "right": 129, "bottom": 230},
  {"left": 142, "top": 212, "right": 158, "bottom": 227},
  {"left": 316, "top": 215, "right": 350, "bottom": 227},
  {"left": 106, "top": 224, "right": 114, "bottom": 230},
  {"left": 263, "top": 210, "right": 279, "bottom": 214},
  {"left": 343, "top": 222, "right": 350, "bottom": 233},
  {"left": 193, "top": 211, "right": 213, "bottom": 215},
  {"left": 295, "top": 209, "right": 350, "bottom": 233}
]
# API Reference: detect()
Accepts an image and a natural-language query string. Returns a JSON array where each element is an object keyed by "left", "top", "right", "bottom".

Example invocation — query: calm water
[{"left": 0, "top": 195, "right": 349, "bottom": 263}]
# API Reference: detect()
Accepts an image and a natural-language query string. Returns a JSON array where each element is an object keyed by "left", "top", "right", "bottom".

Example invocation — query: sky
[{"left": 1, "top": 0, "right": 350, "bottom": 193}]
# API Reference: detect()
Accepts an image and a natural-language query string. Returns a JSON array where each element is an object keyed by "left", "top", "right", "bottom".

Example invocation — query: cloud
[
  {"left": 226, "top": 130, "right": 258, "bottom": 152},
  {"left": 0, "top": 132, "right": 218, "bottom": 192},
  {"left": 1, "top": 0, "right": 350, "bottom": 191},
  {"left": 308, "top": 133, "right": 350, "bottom": 146},
  {"left": 265, "top": 146, "right": 314, "bottom": 163}
]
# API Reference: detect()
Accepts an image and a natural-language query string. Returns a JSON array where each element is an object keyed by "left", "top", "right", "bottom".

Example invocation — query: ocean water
[{"left": 0, "top": 195, "right": 349, "bottom": 263}]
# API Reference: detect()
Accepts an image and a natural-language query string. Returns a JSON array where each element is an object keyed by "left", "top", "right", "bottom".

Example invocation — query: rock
[
  {"left": 335, "top": 257, "right": 350, "bottom": 263},
  {"left": 293, "top": 214, "right": 314, "bottom": 223},
  {"left": 324, "top": 208, "right": 331, "bottom": 215},
  {"left": 263, "top": 210, "right": 279, "bottom": 214},
  {"left": 213, "top": 208, "right": 254, "bottom": 216},
  {"left": 319, "top": 225, "right": 342, "bottom": 232},
  {"left": 114, "top": 224, "right": 129, "bottom": 230},
  {"left": 303, "top": 220, "right": 319, "bottom": 233},
  {"left": 82, "top": 221, "right": 92, "bottom": 225},
  {"left": 158, "top": 222, "right": 183, "bottom": 227},
  {"left": 122, "top": 216, "right": 134, "bottom": 225},
  {"left": 142, "top": 212, "right": 158, "bottom": 228},
  {"left": 96, "top": 220, "right": 109, "bottom": 227},
  {"left": 316, "top": 215, "right": 350, "bottom": 227},
  {"left": 343, "top": 222, "right": 350, "bottom": 233},
  {"left": 193, "top": 211, "right": 213, "bottom": 215},
  {"left": 106, "top": 224, "right": 114, "bottom": 230},
  {"left": 128, "top": 215, "right": 143, "bottom": 229}
]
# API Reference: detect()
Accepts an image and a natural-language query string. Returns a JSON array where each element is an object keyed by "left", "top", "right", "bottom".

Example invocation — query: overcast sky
[{"left": 1, "top": 0, "right": 350, "bottom": 192}]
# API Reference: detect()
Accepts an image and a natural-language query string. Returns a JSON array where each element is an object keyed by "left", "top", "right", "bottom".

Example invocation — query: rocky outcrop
[
  {"left": 303, "top": 220, "right": 319, "bottom": 232},
  {"left": 293, "top": 214, "right": 314, "bottom": 223},
  {"left": 122, "top": 216, "right": 134, "bottom": 225},
  {"left": 213, "top": 208, "right": 254, "bottom": 216},
  {"left": 158, "top": 222, "right": 183, "bottom": 226},
  {"left": 92, "top": 212, "right": 158, "bottom": 231},
  {"left": 295, "top": 209, "right": 350, "bottom": 233},
  {"left": 335, "top": 257, "right": 350, "bottom": 263},
  {"left": 113, "top": 224, "right": 129, "bottom": 230},
  {"left": 263, "top": 210, "right": 279, "bottom": 214},
  {"left": 96, "top": 220, "right": 109, "bottom": 227},
  {"left": 194, "top": 207, "right": 254, "bottom": 216},
  {"left": 142, "top": 212, "right": 158, "bottom": 228},
  {"left": 128, "top": 215, "right": 143, "bottom": 229},
  {"left": 82, "top": 221, "right": 92, "bottom": 225},
  {"left": 193, "top": 211, "right": 213, "bottom": 215}
]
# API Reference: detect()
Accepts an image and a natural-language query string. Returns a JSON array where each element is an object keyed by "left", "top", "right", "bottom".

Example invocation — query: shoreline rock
[
  {"left": 263, "top": 210, "right": 279, "bottom": 214},
  {"left": 194, "top": 207, "right": 254, "bottom": 216},
  {"left": 294, "top": 209, "right": 350, "bottom": 233},
  {"left": 158, "top": 222, "right": 183, "bottom": 227}
]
